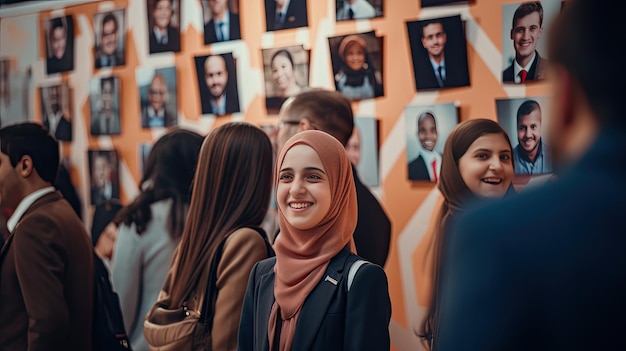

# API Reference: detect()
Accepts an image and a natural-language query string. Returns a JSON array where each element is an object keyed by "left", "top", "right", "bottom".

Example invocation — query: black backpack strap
[{"left": 198, "top": 225, "right": 275, "bottom": 327}]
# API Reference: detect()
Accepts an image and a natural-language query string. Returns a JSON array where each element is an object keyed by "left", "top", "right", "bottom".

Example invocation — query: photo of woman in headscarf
[{"left": 329, "top": 32, "right": 384, "bottom": 101}]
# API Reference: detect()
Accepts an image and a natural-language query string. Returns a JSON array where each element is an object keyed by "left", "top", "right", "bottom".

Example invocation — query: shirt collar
[
  {"left": 277, "top": 0, "right": 291, "bottom": 15},
  {"left": 7, "top": 186, "right": 55, "bottom": 233}
]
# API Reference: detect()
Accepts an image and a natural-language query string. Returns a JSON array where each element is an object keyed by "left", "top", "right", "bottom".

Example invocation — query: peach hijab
[{"left": 268, "top": 130, "right": 358, "bottom": 351}]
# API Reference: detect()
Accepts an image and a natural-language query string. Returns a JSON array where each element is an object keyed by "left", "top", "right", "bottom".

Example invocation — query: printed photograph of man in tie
[
  {"left": 335, "top": 0, "right": 382, "bottom": 21},
  {"left": 405, "top": 102, "right": 459, "bottom": 182},
  {"left": 202, "top": 0, "right": 241, "bottom": 44},
  {"left": 265, "top": 0, "right": 308, "bottom": 31},
  {"left": 93, "top": 9, "right": 126, "bottom": 69},
  {"left": 137, "top": 67, "right": 177, "bottom": 128},
  {"left": 147, "top": 0, "right": 181, "bottom": 54},
  {"left": 407, "top": 15, "right": 470, "bottom": 91},
  {"left": 89, "top": 76, "right": 121, "bottom": 136},
  {"left": 502, "top": 0, "right": 560, "bottom": 84},
  {"left": 88, "top": 149, "right": 120, "bottom": 205},
  {"left": 194, "top": 53, "right": 241, "bottom": 115},
  {"left": 40, "top": 83, "right": 72, "bottom": 142}
]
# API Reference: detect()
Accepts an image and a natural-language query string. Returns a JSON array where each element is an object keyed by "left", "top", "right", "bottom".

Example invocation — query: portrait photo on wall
[
  {"left": 495, "top": 96, "right": 553, "bottom": 179},
  {"left": 88, "top": 149, "right": 120, "bottom": 205},
  {"left": 202, "top": 0, "right": 241, "bottom": 44},
  {"left": 194, "top": 53, "right": 241, "bottom": 116},
  {"left": 502, "top": 0, "right": 560, "bottom": 84},
  {"left": 136, "top": 66, "right": 177, "bottom": 128},
  {"left": 335, "top": 0, "right": 383, "bottom": 21},
  {"left": 0, "top": 58, "right": 32, "bottom": 128},
  {"left": 348, "top": 116, "right": 380, "bottom": 187},
  {"left": 262, "top": 45, "right": 310, "bottom": 114},
  {"left": 407, "top": 14, "right": 470, "bottom": 91},
  {"left": 147, "top": 0, "right": 181, "bottom": 54},
  {"left": 328, "top": 31, "right": 384, "bottom": 101},
  {"left": 89, "top": 76, "right": 121, "bottom": 136},
  {"left": 39, "top": 83, "right": 72, "bottom": 142},
  {"left": 265, "top": 0, "right": 308, "bottom": 31},
  {"left": 405, "top": 102, "right": 459, "bottom": 182},
  {"left": 93, "top": 9, "right": 126, "bottom": 69},
  {"left": 44, "top": 15, "right": 75, "bottom": 75}
]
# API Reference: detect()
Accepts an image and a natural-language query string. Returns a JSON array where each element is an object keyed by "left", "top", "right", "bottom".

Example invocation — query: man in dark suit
[
  {"left": 91, "top": 77, "right": 121, "bottom": 135},
  {"left": 265, "top": 0, "right": 308, "bottom": 31},
  {"left": 437, "top": 1, "right": 626, "bottom": 350},
  {"left": 46, "top": 16, "right": 74, "bottom": 74},
  {"left": 502, "top": 1, "right": 547, "bottom": 83},
  {"left": 411, "top": 17, "right": 470, "bottom": 90},
  {"left": 198, "top": 54, "right": 240, "bottom": 115},
  {"left": 0, "top": 123, "right": 93, "bottom": 351},
  {"left": 90, "top": 151, "right": 120, "bottom": 205},
  {"left": 148, "top": 0, "right": 180, "bottom": 53},
  {"left": 276, "top": 89, "right": 391, "bottom": 267},
  {"left": 204, "top": 0, "right": 241, "bottom": 44},
  {"left": 408, "top": 111, "right": 441, "bottom": 181},
  {"left": 141, "top": 73, "right": 177, "bottom": 128},
  {"left": 42, "top": 85, "right": 72, "bottom": 141},
  {"left": 95, "top": 12, "right": 125, "bottom": 68}
]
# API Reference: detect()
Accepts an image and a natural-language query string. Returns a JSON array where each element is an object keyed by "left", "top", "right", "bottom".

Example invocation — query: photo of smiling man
[
  {"left": 94, "top": 10, "right": 126, "bottom": 69},
  {"left": 405, "top": 102, "right": 458, "bottom": 181},
  {"left": 496, "top": 96, "right": 553, "bottom": 177},
  {"left": 502, "top": 0, "right": 560, "bottom": 84}
]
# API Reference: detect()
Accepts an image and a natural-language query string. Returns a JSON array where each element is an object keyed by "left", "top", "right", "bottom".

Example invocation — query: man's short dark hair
[
  {"left": 516, "top": 99, "right": 541, "bottom": 124},
  {"left": 420, "top": 18, "right": 445, "bottom": 38},
  {"left": 286, "top": 89, "right": 354, "bottom": 146},
  {"left": 512, "top": 1, "right": 543, "bottom": 28},
  {"left": 101, "top": 13, "right": 118, "bottom": 34},
  {"left": 0, "top": 123, "right": 59, "bottom": 183},
  {"left": 49, "top": 17, "right": 65, "bottom": 39}
]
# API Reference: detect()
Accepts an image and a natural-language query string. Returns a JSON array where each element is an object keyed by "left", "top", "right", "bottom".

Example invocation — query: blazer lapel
[
  {"left": 258, "top": 266, "right": 277, "bottom": 351},
  {"left": 292, "top": 249, "right": 351, "bottom": 349}
]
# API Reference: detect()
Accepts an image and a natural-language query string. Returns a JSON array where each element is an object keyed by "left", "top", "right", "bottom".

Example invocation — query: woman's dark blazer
[{"left": 238, "top": 248, "right": 391, "bottom": 351}]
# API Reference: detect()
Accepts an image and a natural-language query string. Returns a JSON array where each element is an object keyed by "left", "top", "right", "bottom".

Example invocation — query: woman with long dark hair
[
  {"left": 145, "top": 122, "right": 275, "bottom": 350},
  {"left": 111, "top": 128, "right": 203, "bottom": 350},
  {"left": 419, "top": 119, "right": 515, "bottom": 349}
]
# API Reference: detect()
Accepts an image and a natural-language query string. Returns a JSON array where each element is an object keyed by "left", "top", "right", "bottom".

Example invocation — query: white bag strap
[{"left": 347, "top": 259, "right": 368, "bottom": 291}]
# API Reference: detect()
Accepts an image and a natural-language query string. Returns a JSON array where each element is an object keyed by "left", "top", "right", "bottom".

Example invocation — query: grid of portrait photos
[{"left": 26, "top": 0, "right": 563, "bottom": 205}]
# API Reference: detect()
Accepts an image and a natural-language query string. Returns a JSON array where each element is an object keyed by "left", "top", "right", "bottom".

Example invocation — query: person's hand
[{"left": 94, "top": 222, "right": 118, "bottom": 260}]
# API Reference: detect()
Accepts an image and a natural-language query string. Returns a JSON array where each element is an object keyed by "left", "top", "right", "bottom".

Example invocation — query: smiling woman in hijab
[{"left": 238, "top": 130, "right": 391, "bottom": 351}]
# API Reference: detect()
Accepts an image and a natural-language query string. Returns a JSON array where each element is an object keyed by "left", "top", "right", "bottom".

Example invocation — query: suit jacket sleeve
[
  {"left": 14, "top": 215, "right": 71, "bottom": 350},
  {"left": 212, "top": 228, "right": 269, "bottom": 350},
  {"left": 344, "top": 263, "right": 391, "bottom": 350}
]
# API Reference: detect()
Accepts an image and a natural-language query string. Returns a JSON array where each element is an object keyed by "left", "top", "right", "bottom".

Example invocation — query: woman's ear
[{"left": 300, "top": 118, "right": 314, "bottom": 131}]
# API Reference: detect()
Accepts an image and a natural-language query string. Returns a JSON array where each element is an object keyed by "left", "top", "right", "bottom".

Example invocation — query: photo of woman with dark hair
[{"left": 262, "top": 45, "right": 309, "bottom": 113}]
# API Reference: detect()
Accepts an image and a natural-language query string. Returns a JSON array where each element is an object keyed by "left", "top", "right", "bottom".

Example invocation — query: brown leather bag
[
  {"left": 143, "top": 237, "right": 226, "bottom": 351},
  {"left": 143, "top": 226, "right": 274, "bottom": 350}
]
